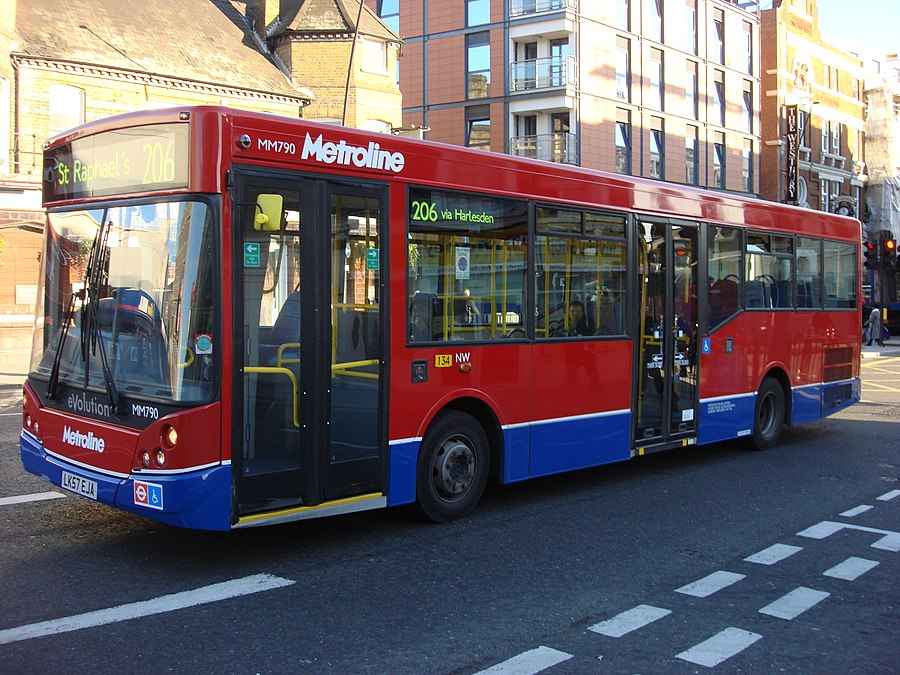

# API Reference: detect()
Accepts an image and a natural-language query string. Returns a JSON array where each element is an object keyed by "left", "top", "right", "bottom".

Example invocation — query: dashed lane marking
[
  {"left": 840, "top": 505, "right": 873, "bottom": 517},
  {"left": 473, "top": 646, "right": 573, "bottom": 675},
  {"left": 0, "top": 491, "right": 65, "bottom": 506},
  {"left": 588, "top": 604, "right": 672, "bottom": 638},
  {"left": 823, "top": 557, "right": 880, "bottom": 581},
  {"left": 743, "top": 543, "right": 803, "bottom": 565},
  {"left": 797, "top": 521, "right": 900, "bottom": 552},
  {"left": 675, "top": 627, "right": 762, "bottom": 668},
  {"left": 675, "top": 571, "right": 745, "bottom": 598},
  {"left": 877, "top": 489, "right": 900, "bottom": 501},
  {"left": 759, "top": 586, "right": 830, "bottom": 620},
  {"left": 0, "top": 573, "right": 295, "bottom": 645}
]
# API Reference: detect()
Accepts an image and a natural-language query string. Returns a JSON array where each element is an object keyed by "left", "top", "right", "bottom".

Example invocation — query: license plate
[{"left": 61, "top": 471, "right": 98, "bottom": 500}]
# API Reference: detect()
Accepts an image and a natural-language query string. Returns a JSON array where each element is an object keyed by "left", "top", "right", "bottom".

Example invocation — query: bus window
[
  {"left": 707, "top": 225, "right": 742, "bottom": 329},
  {"left": 745, "top": 232, "right": 794, "bottom": 309},
  {"left": 407, "top": 188, "right": 527, "bottom": 341},
  {"left": 535, "top": 207, "right": 626, "bottom": 338},
  {"left": 796, "top": 237, "right": 823, "bottom": 308},
  {"left": 823, "top": 240, "right": 858, "bottom": 309}
]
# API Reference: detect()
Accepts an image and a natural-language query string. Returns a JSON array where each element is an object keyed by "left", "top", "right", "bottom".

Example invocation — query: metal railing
[
  {"left": 510, "top": 56, "right": 577, "bottom": 92},
  {"left": 510, "top": 132, "right": 576, "bottom": 164},
  {"left": 509, "top": 0, "right": 576, "bottom": 17},
  {"left": 12, "top": 133, "right": 42, "bottom": 176}
]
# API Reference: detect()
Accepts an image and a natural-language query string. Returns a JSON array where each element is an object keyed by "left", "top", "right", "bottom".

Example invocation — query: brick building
[
  {"left": 0, "top": 0, "right": 401, "bottom": 352},
  {"left": 371, "top": 0, "right": 761, "bottom": 196},
  {"left": 759, "top": 0, "right": 867, "bottom": 218}
]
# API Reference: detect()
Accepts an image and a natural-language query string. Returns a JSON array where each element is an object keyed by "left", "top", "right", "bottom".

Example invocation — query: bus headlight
[
  {"left": 141, "top": 451, "right": 151, "bottom": 468},
  {"left": 155, "top": 449, "right": 167, "bottom": 468},
  {"left": 161, "top": 424, "right": 178, "bottom": 450}
]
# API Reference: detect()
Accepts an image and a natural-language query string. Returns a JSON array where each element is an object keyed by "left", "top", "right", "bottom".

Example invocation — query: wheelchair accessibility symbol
[{"left": 702, "top": 337, "right": 711, "bottom": 354}]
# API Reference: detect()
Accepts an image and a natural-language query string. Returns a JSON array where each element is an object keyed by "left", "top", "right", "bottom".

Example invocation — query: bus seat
[
  {"left": 261, "top": 292, "right": 301, "bottom": 365},
  {"left": 745, "top": 280, "right": 770, "bottom": 308}
]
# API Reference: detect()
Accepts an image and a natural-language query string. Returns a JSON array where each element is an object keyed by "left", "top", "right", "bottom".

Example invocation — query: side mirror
[{"left": 254, "top": 194, "right": 283, "bottom": 232}]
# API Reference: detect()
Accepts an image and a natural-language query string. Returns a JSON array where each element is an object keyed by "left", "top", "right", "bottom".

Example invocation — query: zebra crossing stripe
[
  {"left": 473, "top": 646, "right": 573, "bottom": 675},
  {"left": 823, "top": 557, "right": 879, "bottom": 581},
  {"left": 759, "top": 586, "right": 829, "bottom": 620},
  {"left": 675, "top": 571, "right": 745, "bottom": 598},
  {"left": 588, "top": 604, "right": 671, "bottom": 637},
  {"left": 744, "top": 543, "right": 803, "bottom": 565},
  {"left": 676, "top": 627, "right": 762, "bottom": 667}
]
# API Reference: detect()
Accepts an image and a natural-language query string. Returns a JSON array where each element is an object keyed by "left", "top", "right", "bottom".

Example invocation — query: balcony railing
[
  {"left": 12, "top": 133, "right": 42, "bottom": 176},
  {"left": 511, "top": 132, "right": 576, "bottom": 164},
  {"left": 510, "top": 0, "right": 576, "bottom": 17},
  {"left": 510, "top": 56, "right": 577, "bottom": 92}
]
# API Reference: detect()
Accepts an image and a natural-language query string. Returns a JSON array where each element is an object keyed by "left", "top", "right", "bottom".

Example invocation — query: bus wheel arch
[
  {"left": 415, "top": 399, "right": 499, "bottom": 522},
  {"left": 751, "top": 369, "right": 790, "bottom": 450}
]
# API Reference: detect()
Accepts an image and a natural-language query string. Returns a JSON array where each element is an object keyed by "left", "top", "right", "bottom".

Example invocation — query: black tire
[
  {"left": 416, "top": 411, "right": 490, "bottom": 522},
  {"left": 751, "top": 377, "right": 785, "bottom": 450}
]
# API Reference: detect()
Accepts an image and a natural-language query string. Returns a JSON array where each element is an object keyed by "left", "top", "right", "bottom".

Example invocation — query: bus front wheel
[
  {"left": 416, "top": 411, "right": 489, "bottom": 522},
  {"left": 751, "top": 377, "right": 785, "bottom": 450}
]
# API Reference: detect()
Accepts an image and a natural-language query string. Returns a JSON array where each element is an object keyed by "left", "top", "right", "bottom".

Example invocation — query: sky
[{"left": 814, "top": 0, "right": 899, "bottom": 59}]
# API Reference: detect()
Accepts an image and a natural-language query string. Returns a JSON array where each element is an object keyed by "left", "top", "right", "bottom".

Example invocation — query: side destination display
[{"left": 43, "top": 123, "right": 190, "bottom": 201}]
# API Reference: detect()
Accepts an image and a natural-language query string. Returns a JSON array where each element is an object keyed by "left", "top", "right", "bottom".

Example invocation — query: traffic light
[
  {"left": 883, "top": 237, "right": 897, "bottom": 270},
  {"left": 864, "top": 240, "right": 877, "bottom": 269}
]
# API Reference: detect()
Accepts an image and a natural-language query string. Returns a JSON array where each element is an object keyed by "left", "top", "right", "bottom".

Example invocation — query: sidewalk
[{"left": 0, "top": 349, "right": 29, "bottom": 389}]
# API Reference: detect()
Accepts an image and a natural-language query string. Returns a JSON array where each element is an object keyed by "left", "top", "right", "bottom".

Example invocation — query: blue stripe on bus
[
  {"left": 698, "top": 393, "right": 756, "bottom": 445},
  {"left": 20, "top": 432, "right": 232, "bottom": 531},
  {"left": 527, "top": 411, "right": 631, "bottom": 478},
  {"left": 792, "top": 383, "right": 823, "bottom": 425}
]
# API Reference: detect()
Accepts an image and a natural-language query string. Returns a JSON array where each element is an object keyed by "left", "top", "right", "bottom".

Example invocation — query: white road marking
[
  {"left": 474, "top": 646, "right": 573, "bottom": 675},
  {"left": 823, "top": 557, "right": 880, "bottom": 581},
  {"left": 588, "top": 604, "right": 671, "bottom": 637},
  {"left": 798, "top": 520, "right": 900, "bottom": 551},
  {"left": 0, "top": 492, "right": 66, "bottom": 506},
  {"left": 0, "top": 573, "right": 294, "bottom": 645},
  {"left": 676, "top": 627, "right": 762, "bottom": 667},
  {"left": 876, "top": 489, "right": 900, "bottom": 501},
  {"left": 839, "top": 505, "right": 873, "bottom": 517},
  {"left": 743, "top": 543, "right": 803, "bottom": 565},
  {"left": 759, "top": 586, "right": 829, "bottom": 620},
  {"left": 675, "top": 571, "right": 745, "bottom": 598}
]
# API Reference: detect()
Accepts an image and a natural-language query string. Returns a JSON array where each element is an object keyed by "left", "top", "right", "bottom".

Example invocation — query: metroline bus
[{"left": 21, "top": 106, "right": 861, "bottom": 530}]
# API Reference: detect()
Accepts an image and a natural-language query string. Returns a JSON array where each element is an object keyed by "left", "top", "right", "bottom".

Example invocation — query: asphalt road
[{"left": 0, "top": 358, "right": 897, "bottom": 673}]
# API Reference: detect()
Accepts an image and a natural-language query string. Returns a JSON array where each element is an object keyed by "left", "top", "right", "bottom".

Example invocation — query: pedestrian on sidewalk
[{"left": 865, "top": 306, "right": 883, "bottom": 347}]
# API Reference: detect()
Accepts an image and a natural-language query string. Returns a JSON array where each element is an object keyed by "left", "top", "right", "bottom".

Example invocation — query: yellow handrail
[
  {"left": 243, "top": 366, "right": 300, "bottom": 428},
  {"left": 331, "top": 358, "right": 379, "bottom": 380},
  {"left": 276, "top": 342, "right": 301, "bottom": 368}
]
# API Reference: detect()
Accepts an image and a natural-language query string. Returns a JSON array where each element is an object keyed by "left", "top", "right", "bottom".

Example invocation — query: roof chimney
[{"left": 247, "top": 0, "right": 280, "bottom": 39}]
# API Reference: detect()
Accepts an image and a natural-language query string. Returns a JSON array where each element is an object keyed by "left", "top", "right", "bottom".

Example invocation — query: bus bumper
[{"left": 20, "top": 430, "right": 232, "bottom": 531}]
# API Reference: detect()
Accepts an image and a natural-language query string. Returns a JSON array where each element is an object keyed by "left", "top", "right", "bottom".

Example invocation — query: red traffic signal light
[{"left": 864, "top": 240, "right": 877, "bottom": 269}]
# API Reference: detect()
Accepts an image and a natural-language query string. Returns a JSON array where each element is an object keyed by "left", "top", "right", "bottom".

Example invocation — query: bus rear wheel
[
  {"left": 416, "top": 411, "right": 489, "bottom": 522},
  {"left": 751, "top": 377, "right": 785, "bottom": 450}
]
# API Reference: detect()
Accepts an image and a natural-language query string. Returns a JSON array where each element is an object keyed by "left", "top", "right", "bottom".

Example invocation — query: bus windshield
[{"left": 30, "top": 200, "right": 217, "bottom": 404}]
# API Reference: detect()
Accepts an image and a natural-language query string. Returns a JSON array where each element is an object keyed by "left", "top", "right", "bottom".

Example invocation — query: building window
[
  {"left": 49, "top": 84, "right": 85, "bottom": 136},
  {"left": 645, "top": 0, "right": 663, "bottom": 42},
  {"left": 742, "top": 21, "right": 753, "bottom": 74},
  {"left": 714, "top": 132, "right": 726, "bottom": 188},
  {"left": 712, "top": 8, "right": 725, "bottom": 64},
  {"left": 615, "top": 0, "right": 630, "bottom": 31},
  {"left": 821, "top": 120, "right": 829, "bottom": 152},
  {"left": 615, "top": 109, "right": 631, "bottom": 174},
  {"left": 685, "top": 0, "right": 697, "bottom": 54},
  {"left": 831, "top": 122, "right": 841, "bottom": 154},
  {"left": 466, "top": 106, "right": 491, "bottom": 149},
  {"left": 820, "top": 178, "right": 834, "bottom": 212},
  {"left": 467, "top": 32, "right": 491, "bottom": 99},
  {"left": 550, "top": 38, "right": 569, "bottom": 87},
  {"left": 616, "top": 37, "right": 631, "bottom": 101},
  {"left": 649, "top": 48, "right": 664, "bottom": 110},
  {"left": 685, "top": 125, "right": 699, "bottom": 185},
  {"left": 742, "top": 83, "right": 753, "bottom": 134},
  {"left": 650, "top": 119, "right": 665, "bottom": 180},
  {"left": 713, "top": 71, "right": 725, "bottom": 127},
  {"left": 685, "top": 61, "right": 698, "bottom": 119},
  {"left": 361, "top": 39, "right": 388, "bottom": 74},
  {"left": 742, "top": 139, "right": 754, "bottom": 193},
  {"left": 467, "top": 0, "right": 490, "bottom": 27},
  {"left": 377, "top": 0, "right": 399, "bottom": 33}
]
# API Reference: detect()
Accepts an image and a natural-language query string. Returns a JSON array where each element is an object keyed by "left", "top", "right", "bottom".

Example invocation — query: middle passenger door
[{"left": 633, "top": 219, "right": 699, "bottom": 449}]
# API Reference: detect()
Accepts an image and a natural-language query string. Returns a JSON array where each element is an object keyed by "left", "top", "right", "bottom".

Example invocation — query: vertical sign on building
[{"left": 785, "top": 104, "right": 799, "bottom": 203}]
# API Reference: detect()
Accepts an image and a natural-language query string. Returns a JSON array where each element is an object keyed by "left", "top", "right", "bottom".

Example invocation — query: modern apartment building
[
  {"left": 371, "top": 0, "right": 761, "bottom": 195},
  {"left": 759, "top": 0, "right": 867, "bottom": 218}
]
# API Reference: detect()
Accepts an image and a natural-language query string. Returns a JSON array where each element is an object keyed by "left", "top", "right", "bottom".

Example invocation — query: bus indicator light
[{"left": 434, "top": 355, "right": 452, "bottom": 368}]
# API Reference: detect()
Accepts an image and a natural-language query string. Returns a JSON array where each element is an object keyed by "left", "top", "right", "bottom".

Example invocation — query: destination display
[
  {"left": 44, "top": 123, "right": 190, "bottom": 201},
  {"left": 407, "top": 187, "right": 527, "bottom": 234}
]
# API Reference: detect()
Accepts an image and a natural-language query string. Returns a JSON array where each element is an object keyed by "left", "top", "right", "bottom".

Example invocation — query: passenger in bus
[
  {"left": 568, "top": 300, "right": 592, "bottom": 336},
  {"left": 409, "top": 293, "right": 436, "bottom": 342}
]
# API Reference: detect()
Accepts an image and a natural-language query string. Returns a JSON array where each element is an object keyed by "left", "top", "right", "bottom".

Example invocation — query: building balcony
[
  {"left": 510, "top": 56, "right": 577, "bottom": 93},
  {"left": 509, "top": 0, "right": 577, "bottom": 17},
  {"left": 510, "top": 132, "right": 576, "bottom": 164}
]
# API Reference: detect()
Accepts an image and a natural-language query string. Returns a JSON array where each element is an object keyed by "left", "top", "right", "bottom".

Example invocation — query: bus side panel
[
  {"left": 387, "top": 438, "right": 419, "bottom": 506},
  {"left": 697, "top": 393, "right": 756, "bottom": 445},
  {"left": 791, "top": 383, "right": 823, "bottom": 425},
  {"left": 528, "top": 412, "right": 631, "bottom": 478}
]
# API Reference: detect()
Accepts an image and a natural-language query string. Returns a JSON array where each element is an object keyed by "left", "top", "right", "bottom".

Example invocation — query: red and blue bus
[{"left": 21, "top": 106, "right": 861, "bottom": 530}]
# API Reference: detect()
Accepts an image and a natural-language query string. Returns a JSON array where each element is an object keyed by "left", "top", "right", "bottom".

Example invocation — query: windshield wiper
[{"left": 47, "top": 212, "right": 125, "bottom": 417}]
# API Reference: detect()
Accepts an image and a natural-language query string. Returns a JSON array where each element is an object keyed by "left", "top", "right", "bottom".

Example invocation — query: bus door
[
  {"left": 633, "top": 220, "right": 699, "bottom": 448},
  {"left": 234, "top": 171, "right": 385, "bottom": 516}
]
